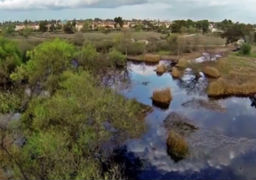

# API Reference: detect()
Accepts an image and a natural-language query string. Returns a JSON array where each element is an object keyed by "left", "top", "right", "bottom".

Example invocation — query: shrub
[
  {"left": 72, "top": 32, "right": 85, "bottom": 46},
  {"left": 0, "top": 91, "right": 21, "bottom": 113},
  {"left": 1, "top": 24, "right": 15, "bottom": 36},
  {"left": 39, "top": 21, "right": 48, "bottom": 32},
  {"left": 11, "top": 39, "right": 76, "bottom": 92},
  {"left": 7, "top": 71, "right": 149, "bottom": 180},
  {"left": 239, "top": 43, "right": 251, "bottom": 55},
  {"left": 0, "top": 37, "right": 22, "bottom": 86},
  {"left": 167, "top": 34, "right": 179, "bottom": 54},
  {"left": 114, "top": 31, "right": 145, "bottom": 55},
  {"left": 108, "top": 48, "right": 126, "bottom": 67},
  {"left": 127, "top": 42, "right": 145, "bottom": 55},
  {"left": 63, "top": 22, "right": 74, "bottom": 34},
  {"left": 77, "top": 43, "right": 99, "bottom": 68},
  {"left": 19, "top": 27, "right": 33, "bottom": 38},
  {"left": 92, "top": 40, "right": 115, "bottom": 53}
]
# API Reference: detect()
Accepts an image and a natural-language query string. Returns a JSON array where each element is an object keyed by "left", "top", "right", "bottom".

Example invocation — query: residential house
[
  {"left": 75, "top": 23, "right": 84, "bottom": 32},
  {"left": 15, "top": 24, "right": 39, "bottom": 31}
]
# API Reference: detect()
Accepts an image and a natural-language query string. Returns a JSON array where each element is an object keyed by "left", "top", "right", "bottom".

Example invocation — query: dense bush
[
  {"left": 63, "top": 22, "right": 74, "bottom": 34},
  {"left": 92, "top": 40, "right": 115, "bottom": 53},
  {"left": 0, "top": 33, "right": 150, "bottom": 180},
  {"left": 19, "top": 27, "right": 33, "bottom": 38},
  {"left": 146, "top": 39, "right": 170, "bottom": 53},
  {"left": 108, "top": 48, "right": 127, "bottom": 67},
  {"left": 3, "top": 71, "right": 146, "bottom": 180},
  {"left": 0, "top": 91, "right": 21, "bottom": 113},
  {"left": 77, "top": 43, "right": 99, "bottom": 68},
  {"left": 167, "top": 34, "right": 179, "bottom": 54},
  {"left": 117, "top": 41, "right": 145, "bottom": 55},
  {"left": 11, "top": 39, "right": 76, "bottom": 92},
  {"left": 1, "top": 24, "right": 15, "bottom": 36},
  {"left": 0, "top": 37, "right": 22, "bottom": 86},
  {"left": 239, "top": 43, "right": 251, "bottom": 55}
]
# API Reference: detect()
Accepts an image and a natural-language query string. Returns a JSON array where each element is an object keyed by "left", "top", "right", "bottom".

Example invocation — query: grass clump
[
  {"left": 203, "top": 66, "right": 220, "bottom": 78},
  {"left": 207, "top": 78, "right": 256, "bottom": 97},
  {"left": 171, "top": 67, "right": 182, "bottom": 79},
  {"left": 166, "top": 131, "right": 189, "bottom": 161},
  {"left": 156, "top": 64, "right": 167, "bottom": 75},
  {"left": 144, "top": 54, "right": 160, "bottom": 63},
  {"left": 152, "top": 88, "right": 172, "bottom": 108}
]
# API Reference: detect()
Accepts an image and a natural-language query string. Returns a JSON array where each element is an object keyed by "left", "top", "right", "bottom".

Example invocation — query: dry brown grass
[
  {"left": 166, "top": 131, "right": 189, "bottom": 161},
  {"left": 208, "top": 78, "right": 256, "bottom": 97},
  {"left": 144, "top": 54, "right": 161, "bottom": 63},
  {"left": 152, "top": 88, "right": 172, "bottom": 105},
  {"left": 171, "top": 67, "right": 182, "bottom": 79},
  {"left": 156, "top": 64, "right": 167, "bottom": 75},
  {"left": 203, "top": 66, "right": 220, "bottom": 78}
]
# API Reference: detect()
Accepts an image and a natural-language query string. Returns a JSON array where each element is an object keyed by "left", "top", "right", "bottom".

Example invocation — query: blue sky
[{"left": 0, "top": 0, "right": 255, "bottom": 23}]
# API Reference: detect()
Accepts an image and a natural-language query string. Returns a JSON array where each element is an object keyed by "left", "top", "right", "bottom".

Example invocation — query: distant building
[
  {"left": 122, "top": 21, "right": 130, "bottom": 29},
  {"left": 15, "top": 25, "right": 25, "bottom": 31},
  {"left": 15, "top": 24, "right": 39, "bottom": 31},
  {"left": 75, "top": 23, "right": 84, "bottom": 32},
  {"left": 209, "top": 23, "right": 223, "bottom": 33}
]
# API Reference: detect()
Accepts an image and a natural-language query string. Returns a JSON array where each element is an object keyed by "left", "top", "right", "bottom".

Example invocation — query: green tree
[
  {"left": 0, "top": 37, "right": 22, "bottom": 86},
  {"left": 63, "top": 22, "right": 74, "bottom": 34},
  {"left": 216, "top": 19, "right": 233, "bottom": 31},
  {"left": 196, "top": 20, "right": 209, "bottom": 33},
  {"left": 39, "top": 21, "right": 48, "bottom": 32},
  {"left": 171, "top": 20, "right": 187, "bottom": 33},
  {"left": 221, "top": 23, "right": 253, "bottom": 44},
  {"left": 11, "top": 39, "right": 76, "bottom": 92},
  {"left": 49, "top": 23, "right": 56, "bottom": 32},
  {"left": 114, "top": 17, "right": 124, "bottom": 28}
]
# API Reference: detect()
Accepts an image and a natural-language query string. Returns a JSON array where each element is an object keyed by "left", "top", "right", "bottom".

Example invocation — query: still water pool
[{"left": 112, "top": 61, "right": 256, "bottom": 180}]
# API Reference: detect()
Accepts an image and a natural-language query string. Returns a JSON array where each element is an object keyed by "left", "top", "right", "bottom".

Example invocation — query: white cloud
[
  {"left": 0, "top": 0, "right": 255, "bottom": 10},
  {"left": 0, "top": 0, "right": 146, "bottom": 9}
]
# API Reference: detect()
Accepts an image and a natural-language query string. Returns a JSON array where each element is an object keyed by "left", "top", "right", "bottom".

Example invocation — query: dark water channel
[{"left": 110, "top": 60, "right": 256, "bottom": 180}]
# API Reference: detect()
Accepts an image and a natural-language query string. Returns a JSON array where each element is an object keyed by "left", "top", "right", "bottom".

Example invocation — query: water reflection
[
  {"left": 114, "top": 61, "right": 256, "bottom": 180},
  {"left": 250, "top": 95, "right": 256, "bottom": 108}
]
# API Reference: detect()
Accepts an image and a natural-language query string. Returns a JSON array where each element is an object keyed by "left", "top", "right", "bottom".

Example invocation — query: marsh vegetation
[{"left": 0, "top": 18, "right": 256, "bottom": 179}]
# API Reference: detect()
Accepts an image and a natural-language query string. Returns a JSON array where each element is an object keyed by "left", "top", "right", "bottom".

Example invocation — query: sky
[{"left": 0, "top": 0, "right": 255, "bottom": 23}]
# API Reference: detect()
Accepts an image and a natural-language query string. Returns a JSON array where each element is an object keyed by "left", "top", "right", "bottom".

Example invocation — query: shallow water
[{"left": 113, "top": 61, "right": 256, "bottom": 180}]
